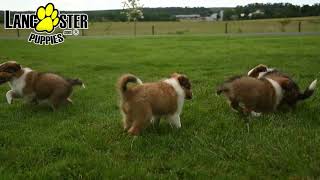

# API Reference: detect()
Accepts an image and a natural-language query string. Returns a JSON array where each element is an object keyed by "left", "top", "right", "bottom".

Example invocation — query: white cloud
[{"left": 0, "top": 0, "right": 318, "bottom": 11}]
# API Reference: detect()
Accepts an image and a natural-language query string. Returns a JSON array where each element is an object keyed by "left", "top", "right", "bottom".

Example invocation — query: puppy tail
[
  {"left": 67, "top": 78, "right": 85, "bottom": 89},
  {"left": 118, "top": 74, "right": 142, "bottom": 94},
  {"left": 298, "top": 79, "right": 317, "bottom": 100}
]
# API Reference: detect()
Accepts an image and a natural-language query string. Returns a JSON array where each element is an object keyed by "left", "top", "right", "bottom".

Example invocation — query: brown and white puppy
[
  {"left": 117, "top": 73, "right": 192, "bottom": 135},
  {"left": 248, "top": 64, "right": 317, "bottom": 107},
  {"left": 0, "top": 61, "right": 85, "bottom": 110},
  {"left": 217, "top": 76, "right": 286, "bottom": 116}
]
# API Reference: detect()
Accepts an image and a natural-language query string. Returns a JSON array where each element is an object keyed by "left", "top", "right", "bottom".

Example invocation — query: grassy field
[
  {"left": 0, "top": 35, "right": 320, "bottom": 178},
  {"left": 1, "top": 16, "right": 320, "bottom": 37}
]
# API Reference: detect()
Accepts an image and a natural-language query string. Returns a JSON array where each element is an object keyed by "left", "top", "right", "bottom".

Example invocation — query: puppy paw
[
  {"left": 168, "top": 115, "right": 181, "bottom": 128},
  {"left": 251, "top": 111, "right": 261, "bottom": 117},
  {"left": 128, "top": 126, "right": 140, "bottom": 136},
  {"left": 6, "top": 91, "right": 13, "bottom": 104},
  {"left": 123, "top": 124, "right": 130, "bottom": 131}
]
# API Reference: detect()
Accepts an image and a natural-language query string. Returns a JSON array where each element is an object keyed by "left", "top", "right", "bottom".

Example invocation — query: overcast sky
[{"left": 1, "top": 0, "right": 318, "bottom": 11}]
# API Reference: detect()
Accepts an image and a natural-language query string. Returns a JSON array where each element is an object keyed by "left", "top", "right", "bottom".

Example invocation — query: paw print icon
[{"left": 35, "top": 3, "right": 60, "bottom": 33}]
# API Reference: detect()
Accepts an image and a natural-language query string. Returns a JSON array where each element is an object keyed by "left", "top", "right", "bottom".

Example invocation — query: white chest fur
[
  {"left": 9, "top": 68, "right": 32, "bottom": 96},
  {"left": 164, "top": 78, "right": 185, "bottom": 114}
]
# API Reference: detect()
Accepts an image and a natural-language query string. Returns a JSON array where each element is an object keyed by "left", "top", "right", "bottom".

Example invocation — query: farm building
[
  {"left": 205, "top": 10, "right": 224, "bottom": 21},
  {"left": 175, "top": 14, "right": 201, "bottom": 20}
]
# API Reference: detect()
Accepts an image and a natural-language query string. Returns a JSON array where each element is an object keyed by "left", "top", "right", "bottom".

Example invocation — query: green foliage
[
  {"left": 74, "top": 3, "right": 320, "bottom": 22},
  {"left": 280, "top": 19, "right": 292, "bottom": 32},
  {"left": 84, "top": 10, "right": 127, "bottom": 22},
  {"left": 225, "top": 3, "right": 320, "bottom": 20},
  {"left": 1, "top": 3, "right": 320, "bottom": 23},
  {"left": 82, "top": 7, "right": 213, "bottom": 22},
  {"left": 0, "top": 11, "right": 3, "bottom": 23},
  {"left": 0, "top": 35, "right": 320, "bottom": 178},
  {"left": 122, "top": 0, "right": 144, "bottom": 22}
]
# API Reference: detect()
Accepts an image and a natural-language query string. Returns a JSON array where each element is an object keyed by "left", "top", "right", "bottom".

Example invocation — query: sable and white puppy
[
  {"left": 117, "top": 73, "right": 192, "bottom": 135},
  {"left": 217, "top": 76, "right": 287, "bottom": 116},
  {"left": 0, "top": 61, "right": 85, "bottom": 110},
  {"left": 248, "top": 64, "right": 317, "bottom": 107}
]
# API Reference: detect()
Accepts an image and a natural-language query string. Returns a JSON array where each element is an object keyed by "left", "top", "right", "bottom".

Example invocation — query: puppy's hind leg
[
  {"left": 128, "top": 107, "right": 152, "bottom": 136},
  {"left": 229, "top": 100, "right": 243, "bottom": 113},
  {"left": 49, "top": 93, "right": 67, "bottom": 111},
  {"left": 27, "top": 98, "right": 38, "bottom": 105},
  {"left": 122, "top": 114, "right": 131, "bottom": 131},
  {"left": 151, "top": 116, "right": 161, "bottom": 127}
]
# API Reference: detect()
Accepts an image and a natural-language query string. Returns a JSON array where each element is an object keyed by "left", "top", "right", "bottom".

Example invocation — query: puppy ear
[
  {"left": 257, "top": 64, "right": 268, "bottom": 68},
  {"left": 248, "top": 64, "right": 268, "bottom": 78},
  {"left": 170, "top": 72, "right": 179, "bottom": 78},
  {"left": 6, "top": 64, "right": 21, "bottom": 73},
  {"left": 178, "top": 75, "right": 191, "bottom": 89},
  {"left": 277, "top": 77, "right": 292, "bottom": 90},
  {"left": 0, "top": 71, "right": 14, "bottom": 83}
]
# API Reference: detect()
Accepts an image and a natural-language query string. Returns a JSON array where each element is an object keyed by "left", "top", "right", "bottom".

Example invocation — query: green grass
[
  {"left": 0, "top": 35, "right": 320, "bottom": 178},
  {"left": 1, "top": 16, "right": 320, "bottom": 37}
]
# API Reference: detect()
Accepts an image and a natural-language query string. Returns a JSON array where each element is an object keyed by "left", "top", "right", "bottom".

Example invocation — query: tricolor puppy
[
  {"left": 0, "top": 61, "right": 85, "bottom": 110},
  {"left": 248, "top": 64, "right": 317, "bottom": 107},
  {"left": 117, "top": 73, "right": 192, "bottom": 135},
  {"left": 217, "top": 76, "right": 287, "bottom": 116}
]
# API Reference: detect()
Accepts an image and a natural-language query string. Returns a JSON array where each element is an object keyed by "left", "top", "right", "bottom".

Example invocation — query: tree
[{"left": 122, "top": 0, "right": 144, "bottom": 36}]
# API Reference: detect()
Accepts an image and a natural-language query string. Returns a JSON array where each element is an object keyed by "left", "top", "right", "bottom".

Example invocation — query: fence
[{"left": 1, "top": 17, "right": 320, "bottom": 37}]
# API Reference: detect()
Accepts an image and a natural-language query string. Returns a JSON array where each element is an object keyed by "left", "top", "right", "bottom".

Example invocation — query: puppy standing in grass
[
  {"left": 0, "top": 61, "right": 85, "bottom": 110},
  {"left": 117, "top": 73, "right": 192, "bottom": 135}
]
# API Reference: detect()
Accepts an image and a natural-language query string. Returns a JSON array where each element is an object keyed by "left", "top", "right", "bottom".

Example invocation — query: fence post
[
  {"left": 152, "top": 25, "right": 155, "bottom": 35},
  {"left": 225, "top": 23, "right": 228, "bottom": 34},
  {"left": 298, "top": 21, "right": 301, "bottom": 33},
  {"left": 17, "top": 29, "right": 20, "bottom": 38},
  {"left": 134, "top": 21, "right": 137, "bottom": 36}
]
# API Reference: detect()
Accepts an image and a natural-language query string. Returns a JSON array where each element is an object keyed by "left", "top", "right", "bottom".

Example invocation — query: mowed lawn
[{"left": 0, "top": 35, "right": 320, "bottom": 178}]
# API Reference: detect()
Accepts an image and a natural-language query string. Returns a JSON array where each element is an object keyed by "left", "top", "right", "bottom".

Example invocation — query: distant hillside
[
  {"left": 0, "top": 7, "right": 218, "bottom": 23},
  {"left": 79, "top": 7, "right": 216, "bottom": 22},
  {"left": 1, "top": 3, "right": 320, "bottom": 23}
]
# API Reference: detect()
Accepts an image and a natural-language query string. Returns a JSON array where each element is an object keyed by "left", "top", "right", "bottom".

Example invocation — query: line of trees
[
  {"left": 1, "top": 3, "right": 320, "bottom": 23},
  {"left": 85, "top": 7, "right": 213, "bottom": 22},
  {"left": 76, "top": 4, "right": 320, "bottom": 22},
  {"left": 224, "top": 3, "right": 320, "bottom": 20},
  {"left": 0, "top": 7, "right": 213, "bottom": 23}
]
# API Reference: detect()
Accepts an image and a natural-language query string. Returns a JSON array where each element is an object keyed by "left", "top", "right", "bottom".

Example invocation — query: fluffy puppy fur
[
  {"left": 117, "top": 73, "right": 192, "bottom": 135},
  {"left": 248, "top": 64, "right": 317, "bottom": 107},
  {"left": 217, "top": 76, "right": 286, "bottom": 116},
  {"left": 0, "top": 61, "right": 85, "bottom": 110}
]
